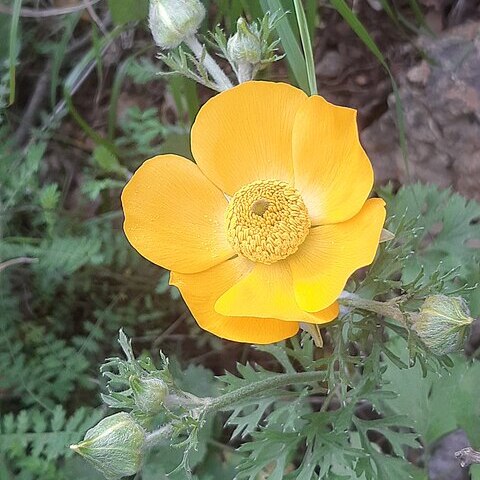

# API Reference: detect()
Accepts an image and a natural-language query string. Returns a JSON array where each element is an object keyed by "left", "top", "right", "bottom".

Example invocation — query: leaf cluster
[
  {"left": 0, "top": 406, "right": 103, "bottom": 479},
  {"left": 216, "top": 338, "right": 422, "bottom": 480}
]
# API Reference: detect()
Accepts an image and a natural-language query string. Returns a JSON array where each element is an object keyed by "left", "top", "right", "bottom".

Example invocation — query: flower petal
[
  {"left": 292, "top": 95, "right": 374, "bottom": 225},
  {"left": 191, "top": 81, "right": 308, "bottom": 195},
  {"left": 122, "top": 154, "right": 233, "bottom": 274},
  {"left": 170, "top": 257, "right": 299, "bottom": 344},
  {"left": 215, "top": 260, "right": 339, "bottom": 324},
  {"left": 289, "top": 198, "right": 386, "bottom": 312}
]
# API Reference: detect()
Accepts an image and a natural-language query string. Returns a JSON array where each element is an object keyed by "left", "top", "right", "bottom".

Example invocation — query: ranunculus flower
[{"left": 121, "top": 81, "right": 386, "bottom": 344}]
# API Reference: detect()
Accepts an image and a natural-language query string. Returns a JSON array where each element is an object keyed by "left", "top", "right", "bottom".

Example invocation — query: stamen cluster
[{"left": 225, "top": 179, "right": 310, "bottom": 264}]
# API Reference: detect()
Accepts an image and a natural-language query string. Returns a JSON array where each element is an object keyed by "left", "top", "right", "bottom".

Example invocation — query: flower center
[{"left": 225, "top": 180, "right": 311, "bottom": 264}]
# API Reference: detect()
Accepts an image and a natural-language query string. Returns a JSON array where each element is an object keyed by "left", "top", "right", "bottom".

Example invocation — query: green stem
[
  {"left": 145, "top": 424, "right": 175, "bottom": 448},
  {"left": 204, "top": 370, "right": 325, "bottom": 414},
  {"left": 144, "top": 371, "right": 326, "bottom": 450},
  {"left": 149, "top": 294, "right": 411, "bottom": 435},
  {"left": 293, "top": 0, "right": 317, "bottom": 95},
  {"left": 237, "top": 62, "right": 253, "bottom": 83},
  {"left": 144, "top": 295, "right": 411, "bottom": 451},
  {"left": 183, "top": 35, "right": 233, "bottom": 91},
  {"left": 338, "top": 294, "right": 410, "bottom": 326}
]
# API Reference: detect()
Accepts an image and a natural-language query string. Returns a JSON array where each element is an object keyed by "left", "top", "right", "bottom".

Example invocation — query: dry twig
[
  {"left": 455, "top": 447, "right": 480, "bottom": 467},
  {"left": 0, "top": 257, "right": 38, "bottom": 273},
  {"left": 0, "top": 0, "right": 102, "bottom": 18}
]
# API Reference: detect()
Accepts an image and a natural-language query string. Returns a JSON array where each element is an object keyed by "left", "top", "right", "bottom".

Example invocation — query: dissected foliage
[{"left": 0, "top": 406, "right": 103, "bottom": 479}]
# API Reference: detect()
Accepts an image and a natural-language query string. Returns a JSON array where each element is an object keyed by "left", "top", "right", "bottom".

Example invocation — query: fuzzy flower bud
[
  {"left": 148, "top": 0, "right": 206, "bottom": 49},
  {"left": 227, "top": 18, "right": 262, "bottom": 65},
  {"left": 413, "top": 295, "right": 473, "bottom": 355},
  {"left": 130, "top": 375, "right": 169, "bottom": 414},
  {"left": 70, "top": 412, "right": 146, "bottom": 480}
]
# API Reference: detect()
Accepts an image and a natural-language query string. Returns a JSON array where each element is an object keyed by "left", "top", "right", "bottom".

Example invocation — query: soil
[{"left": 312, "top": 7, "right": 480, "bottom": 202}]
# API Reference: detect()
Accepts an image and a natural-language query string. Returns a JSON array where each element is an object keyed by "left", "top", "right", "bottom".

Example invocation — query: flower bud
[
  {"left": 130, "top": 375, "right": 169, "bottom": 414},
  {"left": 227, "top": 18, "right": 262, "bottom": 65},
  {"left": 413, "top": 295, "right": 473, "bottom": 355},
  {"left": 148, "top": 0, "right": 206, "bottom": 49},
  {"left": 70, "top": 412, "right": 146, "bottom": 480}
]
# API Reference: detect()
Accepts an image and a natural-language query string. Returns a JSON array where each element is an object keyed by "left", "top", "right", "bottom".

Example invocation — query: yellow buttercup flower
[{"left": 121, "top": 81, "right": 386, "bottom": 344}]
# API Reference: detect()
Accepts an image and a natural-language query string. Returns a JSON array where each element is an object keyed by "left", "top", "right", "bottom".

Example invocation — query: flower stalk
[
  {"left": 145, "top": 424, "right": 175, "bottom": 449},
  {"left": 143, "top": 370, "right": 327, "bottom": 451},
  {"left": 237, "top": 62, "right": 253, "bottom": 83},
  {"left": 183, "top": 35, "right": 233, "bottom": 90},
  {"left": 203, "top": 370, "right": 326, "bottom": 414},
  {"left": 338, "top": 293, "right": 474, "bottom": 355},
  {"left": 338, "top": 293, "right": 410, "bottom": 326}
]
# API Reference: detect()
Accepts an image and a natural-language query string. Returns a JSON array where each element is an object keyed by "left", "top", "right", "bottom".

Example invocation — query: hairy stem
[
  {"left": 183, "top": 35, "right": 233, "bottom": 91},
  {"left": 338, "top": 293, "right": 410, "bottom": 326},
  {"left": 237, "top": 62, "right": 253, "bottom": 83},
  {"left": 204, "top": 370, "right": 326, "bottom": 414},
  {"left": 144, "top": 370, "right": 326, "bottom": 450},
  {"left": 145, "top": 424, "right": 175, "bottom": 448},
  {"left": 144, "top": 294, "right": 413, "bottom": 451}
]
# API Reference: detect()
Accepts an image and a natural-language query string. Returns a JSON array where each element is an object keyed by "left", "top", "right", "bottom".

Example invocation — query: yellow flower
[{"left": 121, "top": 82, "right": 386, "bottom": 344}]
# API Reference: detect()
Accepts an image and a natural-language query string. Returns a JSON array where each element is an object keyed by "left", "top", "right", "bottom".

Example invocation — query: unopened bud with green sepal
[
  {"left": 70, "top": 412, "right": 146, "bottom": 480},
  {"left": 413, "top": 295, "right": 473, "bottom": 356},
  {"left": 130, "top": 375, "right": 169, "bottom": 414},
  {"left": 227, "top": 18, "right": 262, "bottom": 65},
  {"left": 148, "top": 0, "right": 205, "bottom": 49}
]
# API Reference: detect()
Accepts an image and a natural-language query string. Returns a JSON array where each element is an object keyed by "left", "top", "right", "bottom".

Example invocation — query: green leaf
[
  {"left": 227, "top": 398, "right": 276, "bottom": 439},
  {"left": 472, "top": 465, "right": 480, "bottom": 480},
  {"left": 293, "top": 0, "right": 317, "bottom": 95},
  {"left": 38, "top": 183, "right": 61, "bottom": 210},
  {"left": 92, "top": 145, "right": 122, "bottom": 173},
  {"left": 50, "top": 13, "right": 80, "bottom": 108},
  {"left": 0, "top": 14, "right": 13, "bottom": 59},
  {"left": 107, "top": 0, "right": 149, "bottom": 25},
  {"left": 383, "top": 337, "right": 480, "bottom": 445},
  {"left": 159, "top": 132, "right": 193, "bottom": 160},
  {"left": 260, "top": 0, "right": 309, "bottom": 93},
  {"left": 0, "top": 407, "right": 103, "bottom": 463},
  {"left": 353, "top": 416, "right": 420, "bottom": 457},
  {"left": 382, "top": 184, "right": 480, "bottom": 293}
]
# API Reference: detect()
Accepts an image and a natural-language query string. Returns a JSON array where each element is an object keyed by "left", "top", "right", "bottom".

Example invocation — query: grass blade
[
  {"left": 183, "top": 78, "right": 200, "bottom": 124},
  {"left": 168, "top": 75, "right": 200, "bottom": 126},
  {"left": 328, "top": 0, "right": 411, "bottom": 178},
  {"left": 376, "top": 0, "right": 402, "bottom": 30},
  {"left": 305, "top": 0, "right": 318, "bottom": 39},
  {"left": 260, "top": 0, "right": 309, "bottom": 93},
  {"left": 293, "top": 0, "right": 317, "bottom": 95},
  {"left": 50, "top": 13, "right": 80, "bottom": 109},
  {"left": 65, "top": 89, "right": 119, "bottom": 157},
  {"left": 328, "top": 0, "right": 387, "bottom": 69},
  {"left": 239, "top": 0, "right": 264, "bottom": 20},
  {"left": 107, "top": 57, "right": 132, "bottom": 141},
  {"left": 407, "top": 0, "right": 430, "bottom": 31},
  {"left": 8, "top": 0, "right": 22, "bottom": 105}
]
